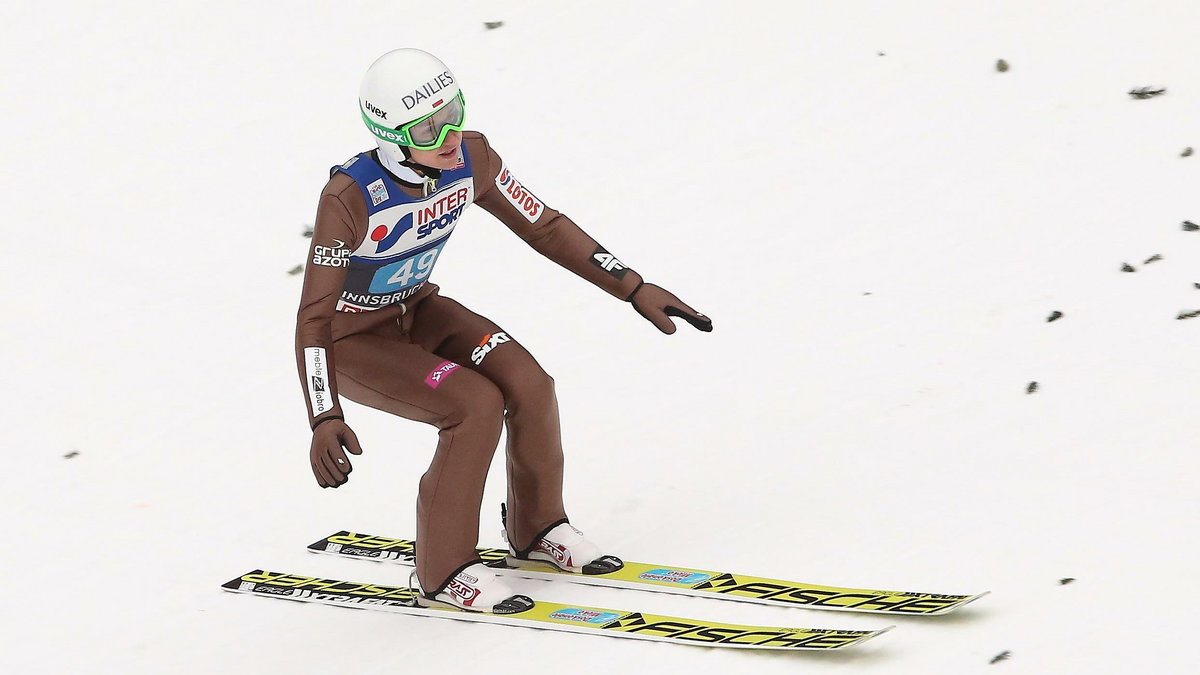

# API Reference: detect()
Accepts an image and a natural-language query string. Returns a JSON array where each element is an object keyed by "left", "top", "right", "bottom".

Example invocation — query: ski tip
[
  {"left": 958, "top": 590, "right": 991, "bottom": 607},
  {"left": 306, "top": 532, "right": 350, "bottom": 551},
  {"left": 843, "top": 624, "right": 896, "bottom": 649},
  {"left": 923, "top": 590, "right": 990, "bottom": 615},
  {"left": 871, "top": 624, "right": 897, "bottom": 639}
]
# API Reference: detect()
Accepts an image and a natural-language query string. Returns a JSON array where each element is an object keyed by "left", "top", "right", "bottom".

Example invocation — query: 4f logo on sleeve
[
  {"left": 471, "top": 332, "right": 511, "bottom": 365},
  {"left": 590, "top": 246, "right": 629, "bottom": 279}
]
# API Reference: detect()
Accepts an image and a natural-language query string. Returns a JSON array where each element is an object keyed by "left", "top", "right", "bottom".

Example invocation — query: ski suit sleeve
[
  {"left": 467, "top": 132, "right": 645, "bottom": 301},
  {"left": 295, "top": 178, "right": 365, "bottom": 429}
]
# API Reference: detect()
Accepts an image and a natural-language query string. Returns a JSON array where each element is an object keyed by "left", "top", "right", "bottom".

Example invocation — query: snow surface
[{"left": 3, "top": 1, "right": 1199, "bottom": 672}]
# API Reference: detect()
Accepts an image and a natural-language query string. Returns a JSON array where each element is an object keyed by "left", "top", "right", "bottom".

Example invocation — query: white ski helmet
[{"left": 359, "top": 49, "right": 466, "bottom": 163}]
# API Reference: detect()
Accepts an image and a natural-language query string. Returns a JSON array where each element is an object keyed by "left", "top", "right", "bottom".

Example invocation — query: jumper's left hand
[{"left": 629, "top": 283, "right": 713, "bottom": 335}]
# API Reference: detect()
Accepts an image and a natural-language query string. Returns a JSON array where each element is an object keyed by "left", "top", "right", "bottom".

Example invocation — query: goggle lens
[{"left": 403, "top": 93, "right": 466, "bottom": 150}]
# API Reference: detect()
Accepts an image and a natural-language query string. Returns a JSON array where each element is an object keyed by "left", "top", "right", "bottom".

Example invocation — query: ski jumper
[{"left": 295, "top": 132, "right": 645, "bottom": 594}]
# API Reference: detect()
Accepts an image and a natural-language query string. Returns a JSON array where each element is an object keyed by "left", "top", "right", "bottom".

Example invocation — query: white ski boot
[
  {"left": 414, "top": 563, "right": 533, "bottom": 614},
  {"left": 502, "top": 506, "right": 624, "bottom": 574}
]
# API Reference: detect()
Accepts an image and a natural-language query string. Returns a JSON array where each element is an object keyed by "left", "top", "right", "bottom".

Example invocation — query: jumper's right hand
[{"left": 310, "top": 418, "right": 363, "bottom": 488}]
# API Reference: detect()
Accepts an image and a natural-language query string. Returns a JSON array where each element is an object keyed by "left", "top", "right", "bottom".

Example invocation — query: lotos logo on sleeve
[{"left": 495, "top": 163, "right": 544, "bottom": 223}]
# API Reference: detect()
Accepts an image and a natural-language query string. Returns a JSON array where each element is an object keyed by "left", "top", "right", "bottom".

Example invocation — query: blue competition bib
[{"left": 330, "top": 152, "right": 474, "bottom": 312}]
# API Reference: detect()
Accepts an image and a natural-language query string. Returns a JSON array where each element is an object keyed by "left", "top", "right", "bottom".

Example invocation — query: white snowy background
[{"left": 2, "top": 0, "right": 1198, "bottom": 672}]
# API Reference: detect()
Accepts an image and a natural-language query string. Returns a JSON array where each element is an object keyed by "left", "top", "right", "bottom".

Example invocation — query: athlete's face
[{"left": 407, "top": 130, "right": 464, "bottom": 170}]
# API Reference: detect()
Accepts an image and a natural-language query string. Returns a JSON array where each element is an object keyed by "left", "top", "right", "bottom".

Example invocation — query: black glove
[
  {"left": 309, "top": 417, "right": 363, "bottom": 488},
  {"left": 627, "top": 282, "right": 713, "bottom": 334}
]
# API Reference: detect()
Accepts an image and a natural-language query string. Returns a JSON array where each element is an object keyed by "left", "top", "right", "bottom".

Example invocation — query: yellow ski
[
  {"left": 309, "top": 531, "right": 987, "bottom": 616},
  {"left": 222, "top": 570, "right": 890, "bottom": 650}
]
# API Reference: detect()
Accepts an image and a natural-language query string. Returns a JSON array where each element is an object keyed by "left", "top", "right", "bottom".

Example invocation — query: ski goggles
[{"left": 362, "top": 91, "right": 466, "bottom": 151}]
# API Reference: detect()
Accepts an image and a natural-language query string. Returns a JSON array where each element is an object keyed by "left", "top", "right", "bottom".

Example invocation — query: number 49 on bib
[{"left": 369, "top": 243, "right": 445, "bottom": 293}]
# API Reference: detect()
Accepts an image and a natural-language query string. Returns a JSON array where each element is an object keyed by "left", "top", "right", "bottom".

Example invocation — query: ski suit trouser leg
[
  {"left": 407, "top": 294, "right": 569, "bottom": 555},
  {"left": 331, "top": 292, "right": 567, "bottom": 593}
]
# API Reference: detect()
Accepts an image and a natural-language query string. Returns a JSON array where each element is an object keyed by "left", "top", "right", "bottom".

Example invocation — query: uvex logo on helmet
[
  {"left": 364, "top": 101, "right": 388, "bottom": 119},
  {"left": 404, "top": 71, "right": 455, "bottom": 110}
]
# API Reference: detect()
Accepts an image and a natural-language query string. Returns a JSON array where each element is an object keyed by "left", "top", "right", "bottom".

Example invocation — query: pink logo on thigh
[{"left": 424, "top": 361, "right": 461, "bottom": 389}]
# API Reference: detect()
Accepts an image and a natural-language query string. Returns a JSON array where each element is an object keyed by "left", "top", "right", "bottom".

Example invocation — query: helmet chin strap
[{"left": 377, "top": 144, "right": 442, "bottom": 193}]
